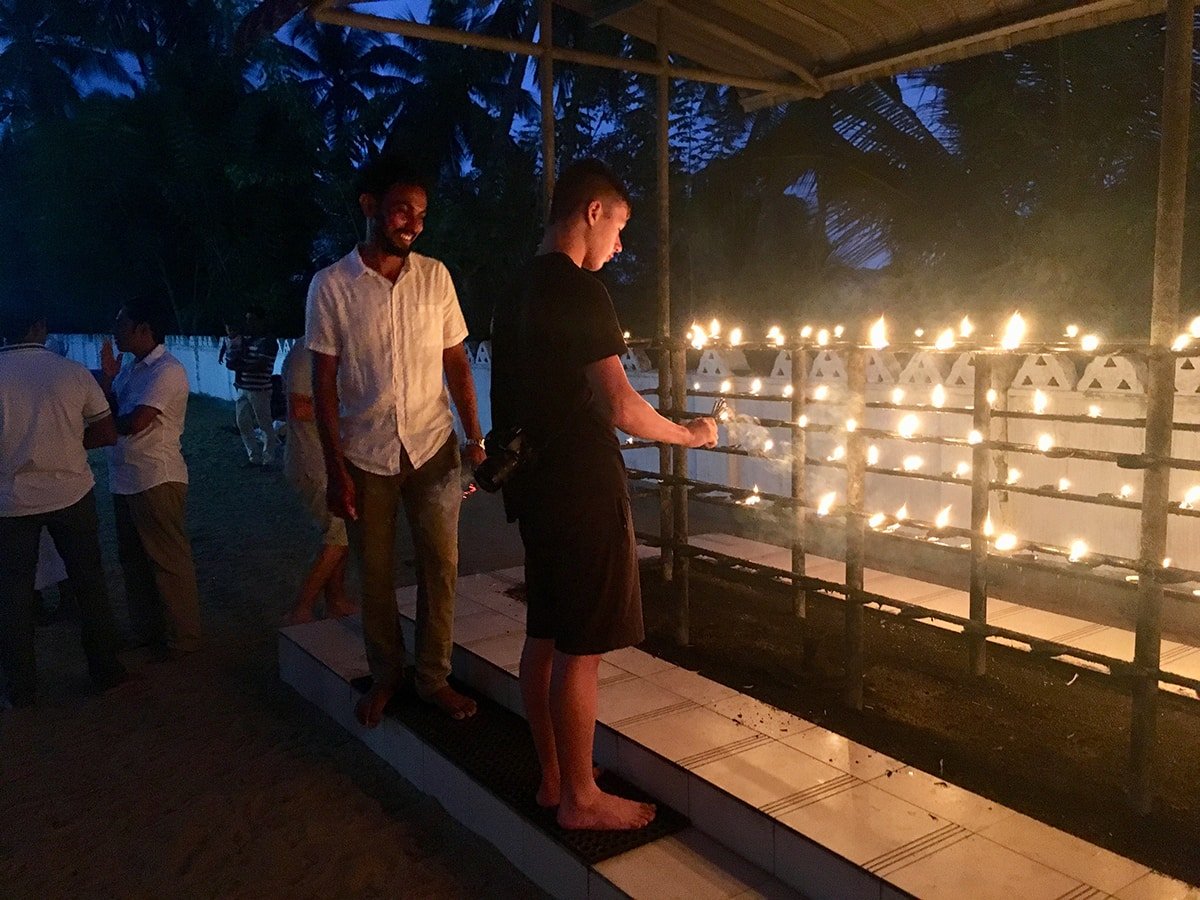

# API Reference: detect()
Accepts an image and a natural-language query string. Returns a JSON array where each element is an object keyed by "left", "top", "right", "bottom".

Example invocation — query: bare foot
[
  {"left": 355, "top": 683, "right": 394, "bottom": 728},
  {"left": 325, "top": 599, "right": 360, "bottom": 619},
  {"left": 537, "top": 767, "right": 604, "bottom": 808},
  {"left": 282, "top": 608, "right": 315, "bottom": 626},
  {"left": 424, "top": 685, "right": 477, "bottom": 720},
  {"left": 557, "top": 791, "right": 656, "bottom": 831}
]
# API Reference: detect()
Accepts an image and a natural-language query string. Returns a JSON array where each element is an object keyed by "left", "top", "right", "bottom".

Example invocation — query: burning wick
[
  {"left": 816, "top": 328, "right": 830, "bottom": 347},
  {"left": 833, "top": 325, "right": 845, "bottom": 338},
  {"left": 986, "top": 388, "right": 997, "bottom": 407},
  {"left": 720, "top": 379, "right": 732, "bottom": 394},
  {"left": 762, "top": 438, "right": 775, "bottom": 453},
  {"left": 828, "top": 445, "right": 845, "bottom": 462},
  {"left": 914, "top": 328, "right": 925, "bottom": 338},
  {"left": 935, "top": 506, "right": 951, "bottom": 529},
  {"left": 709, "top": 318, "right": 721, "bottom": 338},
  {"left": 868, "top": 512, "right": 886, "bottom": 529},
  {"left": 1033, "top": 390, "right": 1048, "bottom": 414},
  {"left": 1173, "top": 334, "right": 1192, "bottom": 352},
  {"left": 750, "top": 378, "right": 762, "bottom": 394},
  {"left": 729, "top": 327, "right": 743, "bottom": 346},
  {"left": 1069, "top": 540, "right": 1088, "bottom": 562},
  {"left": 1088, "top": 405, "right": 1101, "bottom": 418},
  {"left": 959, "top": 316, "right": 974, "bottom": 338},
  {"left": 800, "top": 325, "right": 813, "bottom": 339},
  {"left": 931, "top": 384, "right": 946, "bottom": 408},
  {"left": 1120, "top": 484, "right": 1134, "bottom": 499},
  {"left": 983, "top": 515, "right": 994, "bottom": 537},
  {"left": 813, "top": 385, "right": 830, "bottom": 401},
  {"left": 1036, "top": 433, "right": 1054, "bottom": 453},
  {"left": 796, "top": 414, "right": 808, "bottom": 428},
  {"left": 689, "top": 323, "right": 708, "bottom": 349},
  {"left": 817, "top": 492, "right": 836, "bottom": 516},
  {"left": 1081, "top": 334, "right": 1100, "bottom": 353},
  {"left": 869, "top": 316, "right": 889, "bottom": 350},
  {"left": 994, "top": 533, "right": 1018, "bottom": 552},
  {"left": 967, "top": 429, "right": 983, "bottom": 445},
  {"left": 896, "top": 504, "right": 909, "bottom": 521},
  {"left": 773, "top": 333, "right": 785, "bottom": 347},
  {"left": 891, "top": 387, "right": 905, "bottom": 405},
  {"left": 867, "top": 445, "right": 880, "bottom": 466},
  {"left": 743, "top": 486, "right": 762, "bottom": 507},
  {"left": 934, "top": 329, "right": 955, "bottom": 351},
  {"left": 1181, "top": 485, "right": 1200, "bottom": 509},
  {"left": 1006, "top": 467, "right": 1022, "bottom": 485},
  {"left": 783, "top": 384, "right": 794, "bottom": 398},
  {"left": 1164, "top": 557, "right": 1173, "bottom": 568},
  {"left": 845, "top": 418, "right": 858, "bottom": 432},
  {"left": 693, "top": 381, "right": 700, "bottom": 390},
  {"left": 1058, "top": 477, "right": 1071, "bottom": 492},
  {"left": 955, "top": 461, "right": 971, "bottom": 478},
  {"left": 898, "top": 414, "right": 919, "bottom": 439},
  {"left": 623, "top": 331, "right": 631, "bottom": 340},
  {"left": 1065, "top": 324, "right": 1080, "bottom": 339},
  {"left": 902, "top": 455, "right": 924, "bottom": 472},
  {"left": 1000, "top": 312, "right": 1026, "bottom": 350}
]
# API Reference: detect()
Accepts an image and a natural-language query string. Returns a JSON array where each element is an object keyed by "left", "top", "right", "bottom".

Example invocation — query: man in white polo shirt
[
  {"left": 99, "top": 295, "right": 202, "bottom": 658},
  {"left": 307, "top": 155, "right": 486, "bottom": 728},
  {"left": 0, "top": 297, "right": 128, "bottom": 706}
]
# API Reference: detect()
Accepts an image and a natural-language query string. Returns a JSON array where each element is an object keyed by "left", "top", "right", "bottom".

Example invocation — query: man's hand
[
  {"left": 684, "top": 417, "right": 718, "bottom": 449},
  {"left": 463, "top": 442, "right": 487, "bottom": 470},
  {"left": 326, "top": 465, "right": 358, "bottom": 521},
  {"left": 100, "top": 339, "right": 121, "bottom": 381}
]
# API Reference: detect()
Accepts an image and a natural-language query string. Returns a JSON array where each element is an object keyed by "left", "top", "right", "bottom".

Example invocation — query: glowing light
[
  {"left": 797, "top": 415, "right": 808, "bottom": 428},
  {"left": 1173, "top": 334, "right": 1191, "bottom": 352},
  {"left": 834, "top": 325, "right": 845, "bottom": 338},
  {"left": 817, "top": 328, "right": 830, "bottom": 346},
  {"left": 959, "top": 316, "right": 974, "bottom": 338},
  {"left": 914, "top": 328, "right": 925, "bottom": 338},
  {"left": 1058, "top": 478, "right": 1071, "bottom": 492},
  {"left": 935, "top": 329, "right": 955, "bottom": 351},
  {"left": 1190, "top": 316, "right": 1200, "bottom": 338},
  {"left": 709, "top": 318, "right": 721, "bottom": 338},
  {"left": 1120, "top": 484, "right": 1134, "bottom": 499},
  {"left": 817, "top": 492, "right": 836, "bottom": 516},
  {"left": 719, "top": 379, "right": 732, "bottom": 393},
  {"left": 1065, "top": 324, "right": 1080, "bottom": 339},
  {"left": 1182, "top": 485, "right": 1200, "bottom": 509},
  {"left": 813, "top": 385, "right": 830, "bottom": 401},
  {"left": 898, "top": 414, "right": 919, "bottom": 439},
  {"left": 931, "top": 384, "right": 946, "bottom": 408},
  {"left": 1088, "top": 405, "right": 1102, "bottom": 418},
  {"left": 902, "top": 455, "right": 924, "bottom": 472},
  {"left": 983, "top": 515, "right": 994, "bottom": 537},
  {"left": 986, "top": 389, "right": 998, "bottom": 406},
  {"left": 1069, "top": 540, "right": 1088, "bottom": 562},
  {"left": 994, "top": 533, "right": 1018, "bottom": 552},
  {"left": 967, "top": 429, "right": 983, "bottom": 445},
  {"left": 767, "top": 325, "right": 782, "bottom": 340},
  {"left": 1164, "top": 557, "right": 1173, "bottom": 568},
  {"left": 762, "top": 438, "right": 775, "bottom": 453},
  {"left": 935, "top": 506, "right": 951, "bottom": 529},
  {"left": 1036, "top": 433, "right": 1054, "bottom": 453},
  {"left": 623, "top": 330, "right": 631, "bottom": 340},
  {"left": 750, "top": 378, "right": 762, "bottom": 394},
  {"left": 689, "top": 323, "right": 708, "bottom": 349},
  {"left": 781, "top": 383, "right": 794, "bottom": 399},
  {"left": 800, "top": 325, "right": 813, "bottom": 339},
  {"left": 1081, "top": 334, "right": 1100, "bottom": 353},
  {"left": 729, "top": 327, "right": 743, "bottom": 346},
  {"left": 1032, "top": 390, "right": 1048, "bottom": 414},
  {"left": 896, "top": 504, "right": 909, "bottom": 521},
  {"left": 828, "top": 445, "right": 845, "bottom": 462},
  {"left": 743, "top": 486, "right": 762, "bottom": 507},
  {"left": 1006, "top": 468, "right": 1022, "bottom": 485},
  {"left": 955, "top": 461, "right": 971, "bottom": 478},
  {"left": 773, "top": 333, "right": 785, "bottom": 347},
  {"left": 693, "top": 381, "right": 700, "bottom": 390},
  {"left": 891, "top": 387, "right": 906, "bottom": 405},
  {"left": 867, "top": 445, "right": 880, "bottom": 466},
  {"left": 869, "top": 316, "right": 889, "bottom": 350},
  {"left": 868, "top": 512, "right": 886, "bottom": 529},
  {"left": 1000, "top": 312, "right": 1026, "bottom": 350}
]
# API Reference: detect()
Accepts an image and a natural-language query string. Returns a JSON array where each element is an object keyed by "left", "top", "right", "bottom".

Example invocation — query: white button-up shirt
[
  {"left": 106, "top": 343, "right": 190, "bottom": 495},
  {"left": 305, "top": 248, "right": 469, "bottom": 475},
  {"left": 0, "top": 344, "right": 111, "bottom": 517}
]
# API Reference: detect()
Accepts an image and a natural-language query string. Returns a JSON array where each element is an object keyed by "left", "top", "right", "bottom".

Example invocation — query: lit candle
[
  {"left": 1036, "top": 433, "right": 1054, "bottom": 453},
  {"left": 834, "top": 325, "right": 845, "bottom": 338},
  {"left": 931, "top": 384, "right": 946, "bottom": 408},
  {"left": 1173, "top": 334, "right": 1191, "bottom": 352},
  {"left": 845, "top": 418, "right": 858, "bottom": 432},
  {"left": 762, "top": 438, "right": 775, "bottom": 453},
  {"left": 1058, "top": 477, "right": 1071, "bottom": 492},
  {"left": 797, "top": 414, "right": 808, "bottom": 428},
  {"left": 813, "top": 384, "right": 829, "bottom": 401},
  {"left": 1088, "top": 404, "right": 1101, "bottom": 418},
  {"left": 729, "top": 327, "right": 743, "bottom": 346},
  {"left": 986, "top": 388, "right": 998, "bottom": 406},
  {"left": 959, "top": 316, "right": 974, "bottom": 338},
  {"left": 967, "top": 429, "right": 983, "bottom": 445},
  {"left": 868, "top": 512, "right": 886, "bottom": 529},
  {"left": 896, "top": 503, "right": 909, "bottom": 521},
  {"left": 914, "top": 328, "right": 925, "bottom": 338},
  {"left": 783, "top": 383, "right": 794, "bottom": 398},
  {"left": 720, "top": 379, "right": 732, "bottom": 393},
  {"left": 935, "top": 506, "right": 951, "bottom": 529},
  {"left": 1068, "top": 540, "right": 1088, "bottom": 562},
  {"left": 750, "top": 378, "right": 762, "bottom": 394},
  {"left": 869, "top": 316, "right": 889, "bottom": 350},
  {"left": 1190, "top": 315, "right": 1200, "bottom": 338},
  {"left": 816, "top": 328, "right": 830, "bottom": 346},
  {"left": 994, "top": 533, "right": 1018, "bottom": 552},
  {"left": 1081, "top": 334, "right": 1100, "bottom": 353},
  {"left": 934, "top": 329, "right": 955, "bottom": 351},
  {"left": 955, "top": 461, "right": 970, "bottom": 478},
  {"left": 817, "top": 492, "right": 836, "bottom": 516},
  {"left": 1120, "top": 484, "right": 1134, "bottom": 499},
  {"left": 1033, "top": 390, "right": 1048, "bottom": 414},
  {"left": 867, "top": 445, "right": 880, "bottom": 465},
  {"left": 1182, "top": 485, "right": 1200, "bottom": 509},
  {"left": 902, "top": 455, "right": 924, "bottom": 471},
  {"left": 828, "top": 445, "right": 845, "bottom": 462},
  {"left": 891, "top": 387, "right": 905, "bottom": 405},
  {"left": 983, "top": 515, "right": 994, "bottom": 537},
  {"left": 800, "top": 325, "right": 813, "bottom": 339},
  {"left": 709, "top": 318, "right": 721, "bottom": 338},
  {"left": 1000, "top": 312, "right": 1026, "bottom": 350},
  {"left": 898, "top": 414, "right": 919, "bottom": 438},
  {"left": 1065, "top": 324, "right": 1080, "bottom": 339},
  {"left": 1006, "top": 467, "right": 1022, "bottom": 484}
]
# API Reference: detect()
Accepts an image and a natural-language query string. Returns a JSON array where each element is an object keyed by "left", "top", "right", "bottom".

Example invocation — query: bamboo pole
[
  {"left": 843, "top": 347, "right": 867, "bottom": 710},
  {"left": 538, "top": 0, "right": 555, "bottom": 221},
  {"left": 655, "top": 7, "right": 674, "bottom": 584},
  {"left": 968, "top": 354, "right": 993, "bottom": 676},
  {"left": 1131, "top": 0, "right": 1194, "bottom": 816},
  {"left": 790, "top": 348, "right": 809, "bottom": 619},
  {"left": 672, "top": 345, "right": 690, "bottom": 645}
]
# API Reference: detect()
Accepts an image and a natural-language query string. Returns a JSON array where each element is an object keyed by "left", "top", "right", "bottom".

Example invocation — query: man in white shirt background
[
  {"left": 100, "top": 295, "right": 202, "bottom": 659},
  {"left": 0, "top": 295, "right": 128, "bottom": 706},
  {"left": 307, "top": 155, "right": 487, "bottom": 728}
]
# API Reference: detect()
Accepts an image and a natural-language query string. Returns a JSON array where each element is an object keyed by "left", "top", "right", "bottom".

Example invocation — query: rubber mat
[{"left": 349, "top": 675, "right": 689, "bottom": 864}]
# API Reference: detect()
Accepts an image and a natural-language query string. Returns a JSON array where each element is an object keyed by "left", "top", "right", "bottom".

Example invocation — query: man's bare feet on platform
[
  {"left": 424, "top": 684, "right": 477, "bottom": 720},
  {"left": 355, "top": 683, "right": 394, "bottom": 728},
  {"left": 557, "top": 789, "right": 656, "bottom": 831}
]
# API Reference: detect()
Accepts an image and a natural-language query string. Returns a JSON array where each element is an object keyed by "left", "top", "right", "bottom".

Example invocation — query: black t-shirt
[{"left": 491, "top": 252, "right": 628, "bottom": 518}]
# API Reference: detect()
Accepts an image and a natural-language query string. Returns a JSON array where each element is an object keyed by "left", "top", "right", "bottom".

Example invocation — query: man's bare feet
[
  {"left": 325, "top": 599, "right": 360, "bottom": 619},
  {"left": 557, "top": 790, "right": 656, "bottom": 831},
  {"left": 424, "top": 684, "right": 477, "bottom": 720},
  {"left": 536, "top": 767, "right": 604, "bottom": 808},
  {"left": 355, "top": 683, "right": 395, "bottom": 728}
]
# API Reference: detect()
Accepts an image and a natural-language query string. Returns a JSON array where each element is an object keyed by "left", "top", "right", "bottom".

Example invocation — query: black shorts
[{"left": 518, "top": 488, "right": 644, "bottom": 656}]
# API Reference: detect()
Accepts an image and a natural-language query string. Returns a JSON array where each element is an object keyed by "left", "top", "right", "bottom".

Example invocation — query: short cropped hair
[
  {"left": 548, "top": 159, "right": 631, "bottom": 225},
  {"left": 356, "top": 153, "right": 431, "bottom": 198},
  {"left": 1, "top": 288, "right": 47, "bottom": 345},
  {"left": 123, "top": 293, "right": 173, "bottom": 345}
]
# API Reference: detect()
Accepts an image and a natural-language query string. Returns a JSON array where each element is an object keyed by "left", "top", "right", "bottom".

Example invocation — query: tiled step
[{"left": 279, "top": 550, "right": 1196, "bottom": 899}]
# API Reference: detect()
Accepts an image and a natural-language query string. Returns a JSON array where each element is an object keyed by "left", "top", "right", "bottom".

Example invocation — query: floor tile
[
  {"left": 774, "top": 825, "right": 881, "bottom": 900},
  {"left": 709, "top": 694, "right": 817, "bottom": 741},
  {"left": 618, "top": 739, "right": 690, "bottom": 813},
  {"left": 453, "top": 610, "right": 522, "bottom": 645},
  {"left": 776, "top": 780, "right": 945, "bottom": 866},
  {"left": 1067, "top": 626, "right": 1136, "bottom": 660},
  {"left": 465, "top": 630, "right": 527, "bottom": 671},
  {"left": 595, "top": 827, "right": 770, "bottom": 900},
  {"left": 598, "top": 677, "right": 696, "bottom": 727},
  {"left": 870, "top": 766, "right": 1015, "bottom": 832},
  {"left": 1115, "top": 870, "right": 1200, "bottom": 900},
  {"left": 281, "top": 619, "right": 368, "bottom": 680},
  {"left": 604, "top": 645, "right": 677, "bottom": 676},
  {"left": 864, "top": 571, "right": 956, "bottom": 603},
  {"left": 882, "top": 832, "right": 1082, "bottom": 900},
  {"left": 451, "top": 596, "right": 486, "bottom": 619},
  {"left": 690, "top": 777, "right": 775, "bottom": 873},
  {"left": 781, "top": 727, "right": 904, "bottom": 781},
  {"left": 693, "top": 740, "right": 845, "bottom": 809},
  {"left": 980, "top": 811, "right": 1149, "bottom": 893},
  {"left": 647, "top": 667, "right": 740, "bottom": 706},
  {"left": 622, "top": 705, "right": 761, "bottom": 766}
]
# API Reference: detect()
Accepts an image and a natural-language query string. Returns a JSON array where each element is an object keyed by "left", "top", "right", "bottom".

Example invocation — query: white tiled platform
[
  {"left": 687, "top": 533, "right": 1200, "bottom": 698},
  {"left": 278, "top": 540, "right": 1199, "bottom": 900}
]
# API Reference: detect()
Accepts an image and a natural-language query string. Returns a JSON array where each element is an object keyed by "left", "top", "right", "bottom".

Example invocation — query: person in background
[
  {"left": 0, "top": 295, "right": 128, "bottom": 706},
  {"left": 307, "top": 154, "right": 487, "bottom": 727},
  {"left": 224, "top": 306, "right": 279, "bottom": 468},
  {"left": 280, "top": 341, "right": 356, "bottom": 624},
  {"left": 491, "top": 159, "right": 717, "bottom": 830},
  {"left": 99, "top": 295, "right": 202, "bottom": 660}
]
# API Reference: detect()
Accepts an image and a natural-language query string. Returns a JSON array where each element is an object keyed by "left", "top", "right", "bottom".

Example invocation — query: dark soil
[{"left": 639, "top": 557, "right": 1200, "bottom": 884}]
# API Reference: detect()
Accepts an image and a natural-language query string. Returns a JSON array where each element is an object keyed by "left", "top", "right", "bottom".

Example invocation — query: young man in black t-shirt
[{"left": 492, "top": 160, "right": 717, "bottom": 831}]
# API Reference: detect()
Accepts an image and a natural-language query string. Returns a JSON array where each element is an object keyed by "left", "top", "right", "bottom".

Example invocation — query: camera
[{"left": 474, "top": 426, "right": 533, "bottom": 493}]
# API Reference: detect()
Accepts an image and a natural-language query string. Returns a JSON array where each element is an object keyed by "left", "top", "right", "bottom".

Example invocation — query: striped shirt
[{"left": 226, "top": 334, "right": 278, "bottom": 390}]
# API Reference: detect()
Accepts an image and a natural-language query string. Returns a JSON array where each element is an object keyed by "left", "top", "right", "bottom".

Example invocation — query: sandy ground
[{"left": 0, "top": 395, "right": 543, "bottom": 898}]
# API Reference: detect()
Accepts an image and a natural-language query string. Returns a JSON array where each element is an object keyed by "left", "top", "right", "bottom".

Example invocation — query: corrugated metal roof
[{"left": 559, "top": 0, "right": 1166, "bottom": 102}]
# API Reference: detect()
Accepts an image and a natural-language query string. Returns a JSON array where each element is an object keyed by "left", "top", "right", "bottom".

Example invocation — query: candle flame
[
  {"left": 869, "top": 316, "right": 889, "bottom": 350},
  {"left": 762, "top": 438, "right": 775, "bottom": 453},
  {"left": 1120, "top": 484, "right": 1134, "bottom": 499},
  {"left": 1081, "top": 334, "right": 1100, "bottom": 353},
  {"left": 897, "top": 503, "right": 908, "bottom": 521},
  {"left": 845, "top": 418, "right": 857, "bottom": 432},
  {"left": 750, "top": 378, "right": 762, "bottom": 394},
  {"left": 1007, "top": 467, "right": 1022, "bottom": 485},
  {"left": 783, "top": 383, "right": 794, "bottom": 397},
  {"left": 690, "top": 323, "right": 708, "bottom": 349},
  {"left": 773, "top": 332, "right": 786, "bottom": 347},
  {"left": 1036, "top": 433, "right": 1054, "bottom": 453},
  {"left": 813, "top": 384, "right": 830, "bottom": 401},
  {"left": 767, "top": 325, "right": 781, "bottom": 339},
  {"left": 959, "top": 316, "right": 974, "bottom": 338},
  {"left": 817, "top": 492, "right": 836, "bottom": 516},
  {"left": 1190, "top": 316, "right": 1200, "bottom": 339},
  {"left": 934, "top": 328, "right": 955, "bottom": 351},
  {"left": 1000, "top": 312, "right": 1026, "bottom": 350},
  {"left": 931, "top": 384, "right": 946, "bottom": 408},
  {"left": 898, "top": 414, "right": 919, "bottom": 439},
  {"left": 1173, "top": 334, "right": 1191, "bottom": 352},
  {"left": 729, "top": 327, "right": 743, "bottom": 346},
  {"left": 834, "top": 325, "right": 845, "bottom": 338},
  {"left": 867, "top": 445, "right": 880, "bottom": 466},
  {"left": 955, "top": 461, "right": 971, "bottom": 478},
  {"left": 1164, "top": 557, "right": 1173, "bottom": 568},
  {"left": 1069, "top": 539, "right": 1088, "bottom": 562},
  {"left": 828, "top": 445, "right": 845, "bottom": 461},
  {"left": 816, "top": 328, "right": 830, "bottom": 346},
  {"left": 986, "top": 388, "right": 998, "bottom": 406},
  {"left": 1088, "top": 404, "right": 1101, "bottom": 418},
  {"left": 797, "top": 414, "right": 808, "bottom": 428},
  {"left": 891, "top": 387, "right": 905, "bottom": 405},
  {"left": 983, "top": 515, "right": 994, "bottom": 537},
  {"left": 868, "top": 512, "right": 886, "bottom": 529},
  {"left": 902, "top": 455, "right": 924, "bottom": 472},
  {"left": 1033, "top": 390, "right": 1048, "bottom": 414},
  {"left": 967, "top": 429, "right": 983, "bottom": 445},
  {"left": 994, "top": 532, "right": 1018, "bottom": 552},
  {"left": 914, "top": 328, "right": 925, "bottom": 338},
  {"left": 623, "top": 330, "right": 631, "bottom": 340},
  {"left": 1058, "top": 477, "right": 1071, "bottom": 492},
  {"left": 709, "top": 318, "right": 721, "bottom": 338},
  {"left": 1065, "top": 324, "right": 1080, "bottom": 339},
  {"left": 935, "top": 506, "right": 951, "bottom": 529},
  {"left": 1182, "top": 485, "right": 1200, "bottom": 509},
  {"left": 800, "top": 325, "right": 813, "bottom": 339}
]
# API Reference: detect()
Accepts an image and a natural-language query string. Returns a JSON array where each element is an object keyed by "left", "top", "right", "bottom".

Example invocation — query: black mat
[{"left": 349, "top": 675, "right": 688, "bottom": 864}]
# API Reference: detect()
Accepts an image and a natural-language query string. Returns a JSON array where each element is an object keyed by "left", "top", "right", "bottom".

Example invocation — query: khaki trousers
[
  {"left": 114, "top": 482, "right": 202, "bottom": 652},
  {"left": 348, "top": 435, "right": 461, "bottom": 698}
]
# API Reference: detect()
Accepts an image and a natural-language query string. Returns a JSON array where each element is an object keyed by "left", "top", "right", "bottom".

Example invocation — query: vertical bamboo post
[
  {"left": 790, "top": 348, "right": 809, "bottom": 619},
  {"left": 968, "top": 353, "right": 993, "bottom": 677},
  {"left": 537, "top": 0, "right": 554, "bottom": 221},
  {"left": 671, "top": 345, "right": 690, "bottom": 645},
  {"left": 1131, "top": 0, "right": 1193, "bottom": 816},
  {"left": 654, "top": 7, "right": 673, "bottom": 582},
  {"left": 843, "top": 347, "right": 867, "bottom": 710}
]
